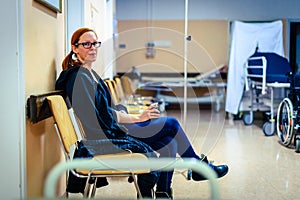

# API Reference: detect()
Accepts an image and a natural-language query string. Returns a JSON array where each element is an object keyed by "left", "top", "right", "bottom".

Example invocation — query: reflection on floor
[{"left": 69, "top": 107, "right": 300, "bottom": 200}]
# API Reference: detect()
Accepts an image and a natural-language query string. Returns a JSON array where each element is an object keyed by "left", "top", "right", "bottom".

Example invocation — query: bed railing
[{"left": 44, "top": 158, "right": 219, "bottom": 199}]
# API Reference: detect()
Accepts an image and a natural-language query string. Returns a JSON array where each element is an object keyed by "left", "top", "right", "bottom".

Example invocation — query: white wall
[
  {"left": 102, "top": 0, "right": 115, "bottom": 78},
  {"left": 65, "top": 0, "right": 85, "bottom": 55},
  {"left": 0, "top": 0, "right": 26, "bottom": 199},
  {"left": 116, "top": 0, "right": 300, "bottom": 20},
  {"left": 65, "top": 0, "right": 115, "bottom": 79}
]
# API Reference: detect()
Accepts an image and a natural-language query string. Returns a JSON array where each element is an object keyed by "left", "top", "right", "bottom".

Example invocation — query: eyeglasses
[{"left": 75, "top": 41, "right": 101, "bottom": 49}]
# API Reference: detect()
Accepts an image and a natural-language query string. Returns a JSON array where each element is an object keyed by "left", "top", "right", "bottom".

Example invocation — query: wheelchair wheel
[
  {"left": 295, "top": 139, "right": 300, "bottom": 153},
  {"left": 213, "top": 101, "right": 221, "bottom": 112},
  {"left": 263, "top": 121, "right": 274, "bottom": 136},
  {"left": 276, "top": 98, "right": 294, "bottom": 146},
  {"left": 243, "top": 112, "right": 253, "bottom": 125}
]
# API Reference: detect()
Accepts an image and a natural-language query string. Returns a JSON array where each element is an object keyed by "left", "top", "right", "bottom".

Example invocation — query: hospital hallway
[{"left": 69, "top": 107, "right": 300, "bottom": 200}]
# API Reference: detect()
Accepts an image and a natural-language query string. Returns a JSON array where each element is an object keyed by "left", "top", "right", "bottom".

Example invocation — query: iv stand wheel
[
  {"left": 243, "top": 112, "right": 253, "bottom": 126},
  {"left": 263, "top": 121, "right": 275, "bottom": 136},
  {"left": 295, "top": 139, "right": 300, "bottom": 153}
]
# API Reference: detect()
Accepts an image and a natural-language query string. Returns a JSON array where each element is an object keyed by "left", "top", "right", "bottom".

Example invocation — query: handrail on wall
[{"left": 44, "top": 158, "right": 219, "bottom": 199}]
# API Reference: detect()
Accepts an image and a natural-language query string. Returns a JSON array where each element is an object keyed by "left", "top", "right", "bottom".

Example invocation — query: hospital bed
[
  {"left": 139, "top": 66, "right": 227, "bottom": 112},
  {"left": 243, "top": 52, "right": 291, "bottom": 136},
  {"left": 140, "top": 79, "right": 226, "bottom": 112}
]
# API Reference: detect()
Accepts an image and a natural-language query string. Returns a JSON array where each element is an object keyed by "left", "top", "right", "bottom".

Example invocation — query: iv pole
[{"left": 183, "top": 0, "right": 189, "bottom": 128}]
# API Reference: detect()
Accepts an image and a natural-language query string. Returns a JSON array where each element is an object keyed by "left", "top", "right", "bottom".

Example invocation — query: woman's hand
[
  {"left": 138, "top": 103, "right": 161, "bottom": 122},
  {"left": 117, "top": 103, "right": 161, "bottom": 124}
]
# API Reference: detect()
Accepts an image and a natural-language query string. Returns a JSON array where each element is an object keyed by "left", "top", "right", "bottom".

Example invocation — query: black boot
[
  {"left": 137, "top": 173, "right": 158, "bottom": 199},
  {"left": 191, "top": 154, "right": 229, "bottom": 181},
  {"left": 155, "top": 188, "right": 173, "bottom": 199}
]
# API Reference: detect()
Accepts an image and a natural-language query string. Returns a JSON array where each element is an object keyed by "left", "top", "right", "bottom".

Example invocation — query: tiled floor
[{"left": 70, "top": 107, "right": 300, "bottom": 200}]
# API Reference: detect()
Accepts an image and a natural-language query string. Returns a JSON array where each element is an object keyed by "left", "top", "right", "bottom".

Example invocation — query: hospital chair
[
  {"left": 120, "top": 75, "right": 166, "bottom": 112},
  {"left": 121, "top": 75, "right": 138, "bottom": 98},
  {"left": 113, "top": 76, "right": 127, "bottom": 103},
  {"left": 243, "top": 52, "right": 291, "bottom": 136},
  {"left": 104, "top": 79, "right": 120, "bottom": 105},
  {"left": 46, "top": 95, "right": 150, "bottom": 198},
  {"left": 120, "top": 75, "right": 154, "bottom": 102},
  {"left": 104, "top": 79, "right": 148, "bottom": 114}
]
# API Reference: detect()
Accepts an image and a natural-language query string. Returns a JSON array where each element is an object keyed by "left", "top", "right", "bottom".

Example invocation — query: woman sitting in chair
[{"left": 56, "top": 27, "right": 228, "bottom": 199}]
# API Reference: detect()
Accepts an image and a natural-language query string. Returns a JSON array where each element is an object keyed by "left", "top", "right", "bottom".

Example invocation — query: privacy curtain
[{"left": 225, "top": 20, "right": 284, "bottom": 114}]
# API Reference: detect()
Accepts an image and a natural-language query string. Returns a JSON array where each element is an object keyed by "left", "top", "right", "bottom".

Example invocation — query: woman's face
[{"left": 72, "top": 31, "right": 99, "bottom": 66}]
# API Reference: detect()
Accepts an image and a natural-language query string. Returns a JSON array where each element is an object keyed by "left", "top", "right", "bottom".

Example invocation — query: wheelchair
[{"left": 276, "top": 72, "right": 300, "bottom": 153}]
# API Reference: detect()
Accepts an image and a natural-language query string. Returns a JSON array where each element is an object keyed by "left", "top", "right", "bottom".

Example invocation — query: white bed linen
[{"left": 226, "top": 20, "right": 284, "bottom": 114}]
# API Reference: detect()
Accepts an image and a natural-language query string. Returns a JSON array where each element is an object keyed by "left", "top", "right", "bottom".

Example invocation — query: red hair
[{"left": 61, "top": 27, "right": 98, "bottom": 70}]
